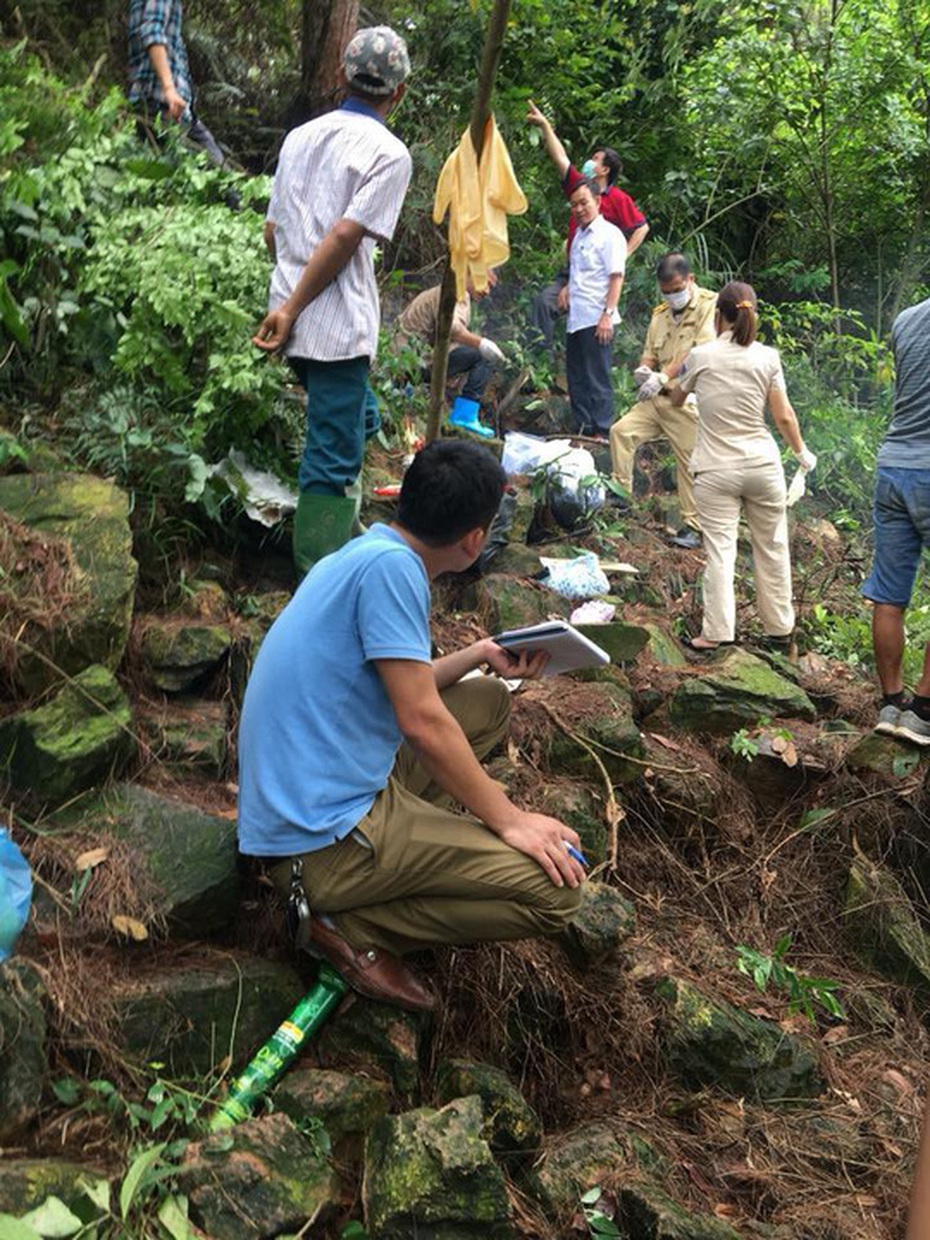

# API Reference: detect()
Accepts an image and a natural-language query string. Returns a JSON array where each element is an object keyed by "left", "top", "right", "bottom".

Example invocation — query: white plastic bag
[{"left": 785, "top": 468, "right": 806, "bottom": 508}]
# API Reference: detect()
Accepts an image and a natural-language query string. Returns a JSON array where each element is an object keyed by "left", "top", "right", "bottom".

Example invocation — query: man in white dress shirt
[
  {"left": 254, "top": 27, "right": 413, "bottom": 576},
  {"left": 564, "top": 179, "right": 626, "bottom": 439}
]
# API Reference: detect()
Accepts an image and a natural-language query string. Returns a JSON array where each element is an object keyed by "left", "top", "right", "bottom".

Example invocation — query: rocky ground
[{"left": 1, "top": 437, "right": 929, "bottom": 1239}]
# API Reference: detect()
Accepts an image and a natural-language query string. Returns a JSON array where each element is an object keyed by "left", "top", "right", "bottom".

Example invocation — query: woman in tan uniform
[{"left": 670, "top": 282, "right": 817, "bottom": 650}]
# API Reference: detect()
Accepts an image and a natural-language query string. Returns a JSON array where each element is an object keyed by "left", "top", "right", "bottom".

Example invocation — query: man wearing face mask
[
  {"left": 608, "top": 253, "right": 717, "bottom": 549},
  {"left": 253, "top": 26, "right": 413, "bottom": 578},
  {"left": 525, "top": 102, "right": 648, "bottom": 368}
]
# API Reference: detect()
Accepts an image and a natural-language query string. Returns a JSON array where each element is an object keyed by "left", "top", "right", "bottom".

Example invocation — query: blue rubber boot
[{"left": 448, "top": 395, "right": 494, "bottom": 439}]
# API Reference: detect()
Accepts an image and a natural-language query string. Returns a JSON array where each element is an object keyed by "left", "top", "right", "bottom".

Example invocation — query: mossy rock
[
  {"left": 0, "top": 1159, "right": 109, "bottom": 1217},
  {"left": 0, "top": 473, "right": 137, "bottom": 695},
  {"left": 140, "top": 700, "right": 228, "bottom": 777},
  {"left": 575, "top": 620, "right": 650, "bottom": 664},
  {"left": 657, "top": 976, "right": 823, "bottom": 1101},
  {"left": 540, "top": 679, "right": 645, "bottom": 783},
  {"left": 273, "top": 1067, "right": 391, "bottom": 1155},
  {"left": 0, "top": 665, "right": 135, "bottom": 804},
  {"left": 536, "top": 1120, "right": 665, "bottom": 1216},
  {"left": 67, "top": 783, "right": 240, "bottom": 937},
  {"left": 475, "top": 573, "right": 567, "bottom": 633},
  {"left": 559, "top": 882, "right": 636, "bottom": 969},
  {"left": 642, "top": 622, "right": 688, "bottom": 667},
  {"left": 845, "top": 732, "right": 930, "bottom": 779},
  {"left": 533, "top": 780, "right": 608, "bottom": 864},
  {"left": 318, "top": 996, "right": 428, "bottom": 1100},
  {"left": 669, "top": 649, "right": 816, "bottom": 735},
  {"left": 485, "top": 543, "right": 544, "bottom": 576},
  {"left": 364, "top": 1095, "right": 513, "bottom": 1239},
  {"left": 619, "top": 1182, "right": 741, "bottom": 1239},
  {"left": 179, "top": 1112, "right": 339, "bottom": 1240},
  {"left": 0, "top": 962, "right": 46, "bottom": 1142},
  {"left": 724, "top": 729, "right": 807, "bottom": 808},
  {"left": 139, "top": 622, "right": 232, "bottom": 693},
  {"left": 844, "top": 857, "right": 930, "bottom": 1000},
  {"left": 509, "top": 487, "right": 537, "bottom": 543},
  {"left": 434, "top": 1060, "right": 542, "bottom": 1159},
  {"left": 111, "top": 957, "right": 305, "bottom": 1077}
]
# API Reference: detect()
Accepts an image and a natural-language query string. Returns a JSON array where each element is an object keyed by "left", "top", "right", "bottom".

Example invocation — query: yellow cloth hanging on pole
[{"left": 433, "top": 114, "right": 528, "bottom": 300}]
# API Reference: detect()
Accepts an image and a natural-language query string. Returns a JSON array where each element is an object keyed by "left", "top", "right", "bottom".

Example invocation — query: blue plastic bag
[{"left": 0, "top": 827, "right": 32, "bottom": 962}]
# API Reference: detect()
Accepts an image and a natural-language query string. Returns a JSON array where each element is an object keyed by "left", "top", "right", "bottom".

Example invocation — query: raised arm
[{"left": 526, "top": 100, "right": 571, "bottom": 179}]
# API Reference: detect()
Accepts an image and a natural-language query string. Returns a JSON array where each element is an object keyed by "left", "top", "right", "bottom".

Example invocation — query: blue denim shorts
[{"left": 861, "top": 467, "right": 930, "bottom": 606}]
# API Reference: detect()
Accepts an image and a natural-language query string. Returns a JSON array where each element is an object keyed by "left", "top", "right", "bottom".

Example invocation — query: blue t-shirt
[
  {"left": 237, "top": 525, "right": 431, "bottom": 857},
  {"left": 878, "top": 296, "right": 930, "bottom": 469}
]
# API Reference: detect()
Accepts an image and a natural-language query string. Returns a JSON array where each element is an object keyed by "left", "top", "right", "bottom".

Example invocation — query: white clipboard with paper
[{"left": 493, "top": 621, "right": 611, "bottom": 676}]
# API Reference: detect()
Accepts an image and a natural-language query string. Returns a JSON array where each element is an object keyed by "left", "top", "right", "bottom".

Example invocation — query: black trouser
[
  {"left": 566, "top": 326, "right": 615, "bottom": 434},
  {"left": 133, "top": 101, "right": 226, "bottom": 167},
  {"left": 421, "top": 346, "right": 491, "bottom": 403},
  {"left": 527, "top": 270, "right": 569, "bottom": 355}
]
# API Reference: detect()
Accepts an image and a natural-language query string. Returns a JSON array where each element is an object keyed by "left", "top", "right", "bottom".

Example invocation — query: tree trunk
[{"left": 293, "top": 0, "right": 358, "bottom": 125}]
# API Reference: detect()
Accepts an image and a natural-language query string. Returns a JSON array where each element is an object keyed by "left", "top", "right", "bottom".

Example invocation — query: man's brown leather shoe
[{"left": 304, "top": 914, "right": 435, "bottom": 1013}]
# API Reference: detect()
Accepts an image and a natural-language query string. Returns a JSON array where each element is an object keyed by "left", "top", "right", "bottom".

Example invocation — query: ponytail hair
[{"left": 716, "top": 281, "right": 757, "bottom": 347}]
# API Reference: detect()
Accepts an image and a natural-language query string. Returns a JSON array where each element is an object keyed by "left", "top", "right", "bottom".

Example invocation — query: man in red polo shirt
[{"left": 526, "top": 101, "right": 648, "bottom": 370}]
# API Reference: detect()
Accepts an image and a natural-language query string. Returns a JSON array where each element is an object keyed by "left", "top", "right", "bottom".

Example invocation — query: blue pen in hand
[{"left": 564, "top": 842, "right": 589, "bottom": 868}]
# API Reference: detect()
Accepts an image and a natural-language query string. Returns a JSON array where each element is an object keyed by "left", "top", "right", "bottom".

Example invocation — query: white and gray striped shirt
[{"left": 267, "top": 103, "right": 412, "bottom": 362}]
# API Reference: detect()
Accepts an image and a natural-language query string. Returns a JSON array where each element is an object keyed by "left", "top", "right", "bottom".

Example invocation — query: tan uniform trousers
[
  {"left": 609, "top": 394, "right": 700, "bottom": 529},
  {"left": 694, "top": 462, "right": 794, "bottom": 643},
  {"left": 271, "top": 676, "right": 581, "bottom": 957}
]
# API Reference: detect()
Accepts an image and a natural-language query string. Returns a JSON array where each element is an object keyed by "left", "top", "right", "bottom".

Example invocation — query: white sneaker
[
  {"left": 874, "top": 704, "right": 901, "bottom": 736},
  {"left": 892, "top": 710, "right": 930, "bottom": 747}
]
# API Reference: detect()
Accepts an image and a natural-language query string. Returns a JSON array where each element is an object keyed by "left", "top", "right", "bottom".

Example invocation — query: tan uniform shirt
[
  {"left": 678, "top": 331, "right": 787, "bottom": 473},
  {"left": 396, "top": 286, "right": 471, "bottom": 350},
  {"left": 643, "top": 285, "right": 717, "bottom": 372}
]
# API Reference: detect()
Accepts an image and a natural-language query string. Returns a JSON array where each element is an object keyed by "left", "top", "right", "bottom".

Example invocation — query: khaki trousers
[
  {"left": 609, "top": 394, "right": 700, "bottom": 529},
  {"left": 693, "top": 462, "right": 794, "bottom": 643},
  {"left": 271, "top": 677, "right": 581, "bottom": 956}
]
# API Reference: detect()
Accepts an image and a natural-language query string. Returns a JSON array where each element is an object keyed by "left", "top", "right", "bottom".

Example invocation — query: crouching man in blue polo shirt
[{"left": 236, "top": 440, "right": 584, "bottom": 1011}]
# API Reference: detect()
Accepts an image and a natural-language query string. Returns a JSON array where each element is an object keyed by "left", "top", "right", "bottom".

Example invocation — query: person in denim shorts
[{"left": 862, "top": 295, "right": 930, "bottom": 744}]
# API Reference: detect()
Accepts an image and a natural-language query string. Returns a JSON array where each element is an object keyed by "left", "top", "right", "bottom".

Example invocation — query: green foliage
[
  {"left": 806, "top": 603, "right": 873, "bottom": 669},
  {"left": 729, "top": 728, "right": 760, "bottom": 763},
  {"left": 736, "top": 935, "right": 846, "bottom": 1024},
  {"left": 580, "top": 1186, "right": 622, "bottom": 1237}
]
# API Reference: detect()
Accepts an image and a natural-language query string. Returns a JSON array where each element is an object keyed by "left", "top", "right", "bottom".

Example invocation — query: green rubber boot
[{"left": 292, "top": 492, "right": 357, "bottom": 580}]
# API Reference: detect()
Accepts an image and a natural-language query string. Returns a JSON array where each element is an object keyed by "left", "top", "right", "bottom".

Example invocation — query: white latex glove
[
  {"left": 633, "top": 364, "right": 653, "bottom": 386},
  {"left": 479, "top": 337, "right": 505, "bottom": 363},
  {"left": 638, "top": 370, "right": 668, "bottom": 401},
  {"left": 793, "top": 445, "right": 817, "bottom": 472},
  {"left": 683, "top": 393, "right": 699, "bottom": 414}
]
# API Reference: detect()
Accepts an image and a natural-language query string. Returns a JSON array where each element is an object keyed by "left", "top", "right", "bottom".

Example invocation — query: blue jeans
[
  {"left": 862, "top": 467, "right": 930, "bottom": 606},
  {"left": 291, "top": 356, "right": 376, "bottom": 495}
]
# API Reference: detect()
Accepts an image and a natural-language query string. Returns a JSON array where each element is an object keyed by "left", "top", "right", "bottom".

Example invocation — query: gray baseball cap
[{"left": 344, "top": 26, "right": 411, "bottom": 96}]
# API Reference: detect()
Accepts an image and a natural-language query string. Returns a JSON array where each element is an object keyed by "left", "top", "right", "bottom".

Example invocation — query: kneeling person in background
[{"left": 395, "top": 274, "right": 503, "bottom": 439}]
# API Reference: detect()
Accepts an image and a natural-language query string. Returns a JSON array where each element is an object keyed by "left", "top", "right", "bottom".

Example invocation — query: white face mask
[
  {"left": 664, "top": 288, "right": 690, "bottom": 312},
  {"left": 581, "top": 159, "right": 597, "bottom": 179}
]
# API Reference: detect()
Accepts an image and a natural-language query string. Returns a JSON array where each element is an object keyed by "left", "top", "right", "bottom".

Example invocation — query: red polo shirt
[{"left": 563, "top": 163, "right": 646, "bottom": 250}]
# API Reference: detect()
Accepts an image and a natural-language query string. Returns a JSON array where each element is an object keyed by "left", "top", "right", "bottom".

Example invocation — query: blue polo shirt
[{"left": 237, "top": 525, "right": 432, "bottom": 857}]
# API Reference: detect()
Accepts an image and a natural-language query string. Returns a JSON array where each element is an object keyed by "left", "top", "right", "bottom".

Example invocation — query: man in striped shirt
[{"left": 254, "top": 27, "right": 413, "bottom": 577}]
